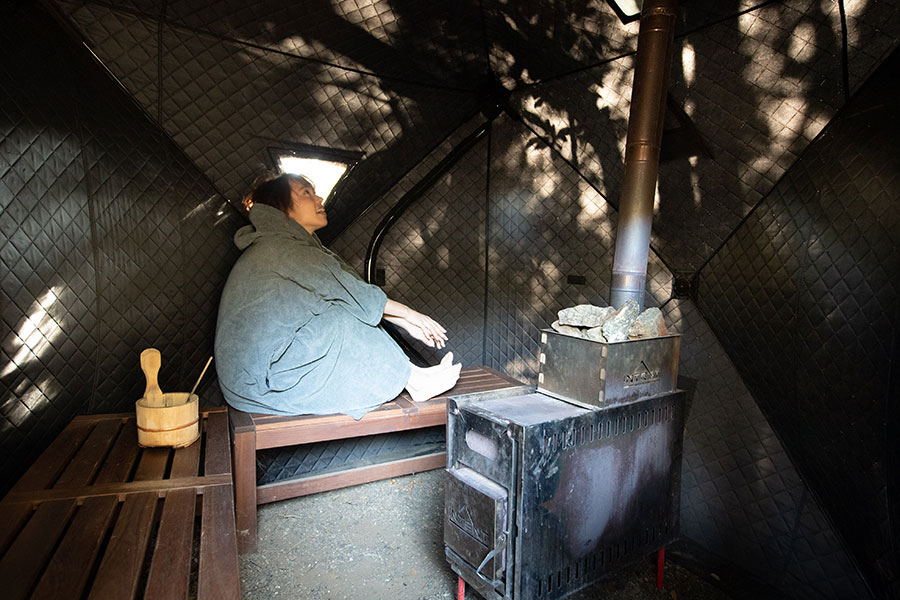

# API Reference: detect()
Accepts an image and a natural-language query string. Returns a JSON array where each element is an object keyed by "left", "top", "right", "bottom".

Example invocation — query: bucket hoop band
[{"left": 136, "top": 418, "right": 200, "bottom": 433}]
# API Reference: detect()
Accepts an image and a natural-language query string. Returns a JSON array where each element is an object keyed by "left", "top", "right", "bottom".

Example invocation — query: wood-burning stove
[{"left": 444, "top": 333, "right": 684, "bottom": 600}]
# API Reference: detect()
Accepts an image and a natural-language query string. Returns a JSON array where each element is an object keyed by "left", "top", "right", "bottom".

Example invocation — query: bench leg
[{"left": 232, "top": 426, "right": 258, "bottom": 554}]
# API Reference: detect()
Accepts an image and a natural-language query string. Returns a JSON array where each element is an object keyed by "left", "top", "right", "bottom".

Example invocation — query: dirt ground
[{"left": 240, "top": 469, "right": 734, "bottom": 600}]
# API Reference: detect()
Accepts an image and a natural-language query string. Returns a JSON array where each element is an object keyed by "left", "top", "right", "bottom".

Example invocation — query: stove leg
[
  {"left": 458, "top": 575, "right": 465, "bottom": 600},
  {"left": 657, "top": 547, "right": 665, "bottom": 589}
]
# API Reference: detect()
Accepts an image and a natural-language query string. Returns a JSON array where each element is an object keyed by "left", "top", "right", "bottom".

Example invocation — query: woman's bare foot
[
  {"left": 406, "top": 361, "right": 462, "bottom": 403},
  {"left": 440, "top": 352, "right": 454, "bottom": 367}
]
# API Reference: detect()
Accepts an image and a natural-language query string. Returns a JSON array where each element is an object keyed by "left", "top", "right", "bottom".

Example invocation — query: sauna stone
[
  {"left": 583, "top": 326, "right": 607, "bottom": 342},
  {"left": 628, "top": 307, "right": 669, "bottom": 339},
  {"left": 601, "top": 299, "right": 640, "bottom": 342},
  {"left": 557, "top": 304, "right": 615, "bottom": 328},
  {"left": 551, "top": 320, "right": 583, "bottom": 337}
]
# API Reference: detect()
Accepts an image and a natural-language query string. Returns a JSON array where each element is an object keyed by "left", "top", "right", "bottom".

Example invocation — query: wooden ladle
[{"left": 140, "top": 348, "right": 165, "bottom": 407}]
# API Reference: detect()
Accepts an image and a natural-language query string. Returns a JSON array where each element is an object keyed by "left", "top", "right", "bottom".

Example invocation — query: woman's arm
[{"left": 383, "top": 299, "right": 448, "bottom": 349}]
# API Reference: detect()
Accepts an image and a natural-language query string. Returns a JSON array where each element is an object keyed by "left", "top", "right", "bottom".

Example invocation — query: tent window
[{"left": 269, "top": 144, "right": 364, "bottom": 204}]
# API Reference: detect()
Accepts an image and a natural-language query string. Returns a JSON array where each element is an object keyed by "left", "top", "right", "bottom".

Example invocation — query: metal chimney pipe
[{"left": 609, "top": 0, "right": 677, "bottom": 310}]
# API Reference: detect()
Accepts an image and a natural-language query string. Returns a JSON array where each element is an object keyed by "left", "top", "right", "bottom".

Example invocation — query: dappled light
[
  {"left": 575, "top": 180, "right": 609, "bottom": 228},
  {"left": 681, "top": 42, "right": 696, "bottom": 86},
  {"left": 1, "top": 287, "right": 65, "bottom": 379},
  {"left": 688, "top": 156, "right": 702, "bottom": 208},
  {"left": 490, "top": 44, "right": 521, "bottom": 88},
  {"left": 787, "top": 23, "right": 818, "bottom": 62}
]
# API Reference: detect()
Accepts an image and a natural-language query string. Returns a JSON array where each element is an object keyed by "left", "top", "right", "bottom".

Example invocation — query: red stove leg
[
  {"left": 657, "top": 547, "right": 665, "bottom": 589},
  {"left": 458, "top": 575, "right": 465, "bottom": 600}
]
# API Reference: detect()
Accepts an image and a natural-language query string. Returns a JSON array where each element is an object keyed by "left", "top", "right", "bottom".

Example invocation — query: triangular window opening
[{"left": 269, "top": 144, "right": 364, "bottom": 204}]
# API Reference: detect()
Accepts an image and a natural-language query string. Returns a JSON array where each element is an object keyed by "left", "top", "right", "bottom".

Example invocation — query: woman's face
[{"left": 286, "top": 179, "right": 327, "bottom": 233}]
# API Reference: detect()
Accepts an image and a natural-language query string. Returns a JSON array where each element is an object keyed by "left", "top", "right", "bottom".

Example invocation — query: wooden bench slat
[
  {"left": 246, "top": 366, "right": 496, "bottom": 426},
  {"left": 30, "top": 496, "right": 118, "bottom": 600},
  {"left": 0, "top": 502, "right": 32, "bottom": 556},
  {"left": 70, "top": 407, "right": 227, "bottom": 424},
  {"left": 0, "top": 499, "right": 77, "bottom": 600},
  {"left": 253, "top": 383, "right": 521, "bottom": 447},
  {"left": 199, "top": 485, "right": 240, "bottom": 600},
  {"left": 170, "top": 435, "right": 201, "bottom": 479},
  {"left": 144, "top": 488, "right": 196, "bottom": 600},
  {"left": 54, "top": 419, "right": 122, "bottom": 489},
  {"left": 133, "top": 447, "right": 170, "bottom": 481},
  {"left": 392, "top": 395, "right": 417, "bottom": 413},
  {"left": 255, "top": 408, "right": 445, "bottom": 449},
  {"left": 1, "top": 476, "right": 231, "bottom": 505},
  {"left": 10, "top": 421, "right": 93, "bottom": 494},
  {"left": 94, "top": 419, "right": 140, "bottom": 484},
  {"left": 250, "top": 366, "right": 522, "bottom": 430},
  {"left": 205, "top": 411, "right": 231, "bottom": 476},
  {"left": 228, "top": 408, "right": 255, "bottom": 434},
  {"left": 88, "top": 492, "right": 157, "bottom": 600},
  {"left": 257, "top": 452, "right": 446, "bottom": 504}
]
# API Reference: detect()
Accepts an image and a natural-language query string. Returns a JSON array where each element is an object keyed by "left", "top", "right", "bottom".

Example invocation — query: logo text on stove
[
  {"left": 624, "top": 360, "right": 660, "bottom": 386},
  {"left": 450, "top": 504, "right": 489, "bottom": 545}
]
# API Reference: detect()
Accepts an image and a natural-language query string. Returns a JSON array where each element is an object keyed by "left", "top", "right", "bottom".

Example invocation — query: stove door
[{"left": 445, "top": 466, "right": 508, "bottom": 585}]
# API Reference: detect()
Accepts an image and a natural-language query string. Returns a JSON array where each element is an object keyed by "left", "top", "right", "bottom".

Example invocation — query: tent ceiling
[{"left": 53, "top": 0, "right": 900, "bottom": 273}]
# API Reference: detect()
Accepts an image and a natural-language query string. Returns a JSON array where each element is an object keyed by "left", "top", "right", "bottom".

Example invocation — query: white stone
[
  {"left": 583, "top": 326, "right": 606, "bottom": 342},
  {"left": 601, "top": 300, "right": 640, "bottom": 342},
  {"left": 628, "top": 307, "right": 669, "bottom": 339},
  {"left": 557, "top": 304, "right": 615, "bottom": 328},
  {"left": 551, "top": 320, "right": 583, "bottom": 338}
]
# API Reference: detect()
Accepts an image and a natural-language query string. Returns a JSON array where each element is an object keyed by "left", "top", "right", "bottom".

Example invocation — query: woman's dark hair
[{"left": 243, "top": 173, "right": 314, "bottom": 214}]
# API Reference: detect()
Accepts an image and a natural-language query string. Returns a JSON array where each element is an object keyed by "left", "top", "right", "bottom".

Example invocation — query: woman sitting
[{"left": 215, "top": 173, "right": 461, "bottom": 418}]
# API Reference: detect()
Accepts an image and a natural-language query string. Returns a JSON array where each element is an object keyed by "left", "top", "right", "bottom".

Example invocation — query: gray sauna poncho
[{"left": 214, "top": 203, "right": 411, "bottom": 418}]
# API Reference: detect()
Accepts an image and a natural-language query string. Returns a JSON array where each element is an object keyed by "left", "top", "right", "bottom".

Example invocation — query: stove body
[{"left": 445, "top": 386, "right": 684, "bottom": 600}]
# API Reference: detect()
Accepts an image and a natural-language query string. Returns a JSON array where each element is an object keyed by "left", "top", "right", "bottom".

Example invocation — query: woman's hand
[
  {"left": 403, "top": 310, "right": 448, "bottom": 348},
  {"left": 384, "top": 300, "right": 448, "bottom": 349}
]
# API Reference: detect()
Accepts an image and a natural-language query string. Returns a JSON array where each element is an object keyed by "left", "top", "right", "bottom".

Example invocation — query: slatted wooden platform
[
  {"left": 0, "top": 407, "right": 240, "bottom": 600},
  {"left": 230, "top": 365, "right": 529, "bottom": 553}
]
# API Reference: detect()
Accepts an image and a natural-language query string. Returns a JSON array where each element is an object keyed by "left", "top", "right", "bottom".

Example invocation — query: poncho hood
[{"left": 234, "top": 203, "right": 324, "bottom": 251}]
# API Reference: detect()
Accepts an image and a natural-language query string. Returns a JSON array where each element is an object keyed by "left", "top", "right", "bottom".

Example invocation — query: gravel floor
[{"left": 240, "top": 469, "right": 734, "bottom": 600}]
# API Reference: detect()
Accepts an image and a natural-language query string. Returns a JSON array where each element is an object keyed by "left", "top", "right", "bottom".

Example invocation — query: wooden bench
[
  {"left": 230, "top": 365, "right": 529, "bottom": 553},
  {"left": 0, "top": 407, "right": 240, "bottom": 600}
]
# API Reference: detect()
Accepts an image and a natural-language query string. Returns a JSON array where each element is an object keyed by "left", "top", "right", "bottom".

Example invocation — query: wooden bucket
[{"left": 135, "top": 392, "right": 200, "bottom": 448}]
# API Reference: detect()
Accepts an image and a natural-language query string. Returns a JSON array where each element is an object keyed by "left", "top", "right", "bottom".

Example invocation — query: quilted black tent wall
[
  {"left": 0, "top": 5, "right": 242, "bottom": 490},
  {"left": 697, "top": 50, "right": 900, "bottom": 597},
  {"left": 1, "top": 1, "right": 899, "bottom": 599}
]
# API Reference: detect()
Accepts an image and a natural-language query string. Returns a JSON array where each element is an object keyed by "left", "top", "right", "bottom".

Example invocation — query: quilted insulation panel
[
  {"left": 335, "top": 111, "right": 672, "bottom": 379},
  {"left": 257, "top": 426, "right": 445, "bottom": 486},
  {"left": 56, "top": 0, "right": 482, "bottom": 244},
  {"left": 698, "top": 50, "right": 900, "bottom": 598},
  {"left": 1, "top": 6, "right": 242, "bottom": 494},
  {"left": 664, "top": 299, "right": 868, "bottom": 598},
  {"left": 485, "top": 113, "right": 671, "bottom": 383},
  {"left": 376, "top": 135, "right": 488, "bottom": 368},
  {"left": 508, "top": 0, "right": 900, "bottom": 274}
]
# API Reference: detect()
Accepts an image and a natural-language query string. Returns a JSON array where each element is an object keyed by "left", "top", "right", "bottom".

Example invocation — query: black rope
[
  {"left": 838, "top": 0, "right": 851, "bottom": 105},
  {"left": 157, "top": 0, "right": 167, "bottom": 122},
  {"left": 482, "top": 124, "right": 493, "bottom": 367}
]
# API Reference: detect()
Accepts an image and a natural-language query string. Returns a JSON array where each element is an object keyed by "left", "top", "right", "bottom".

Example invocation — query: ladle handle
[
  {"left": 189, "top": 356, "right": 214, "bottom": 399},
  {"left": 140, "top": 348, "right": 164, "bottom": 407}
]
